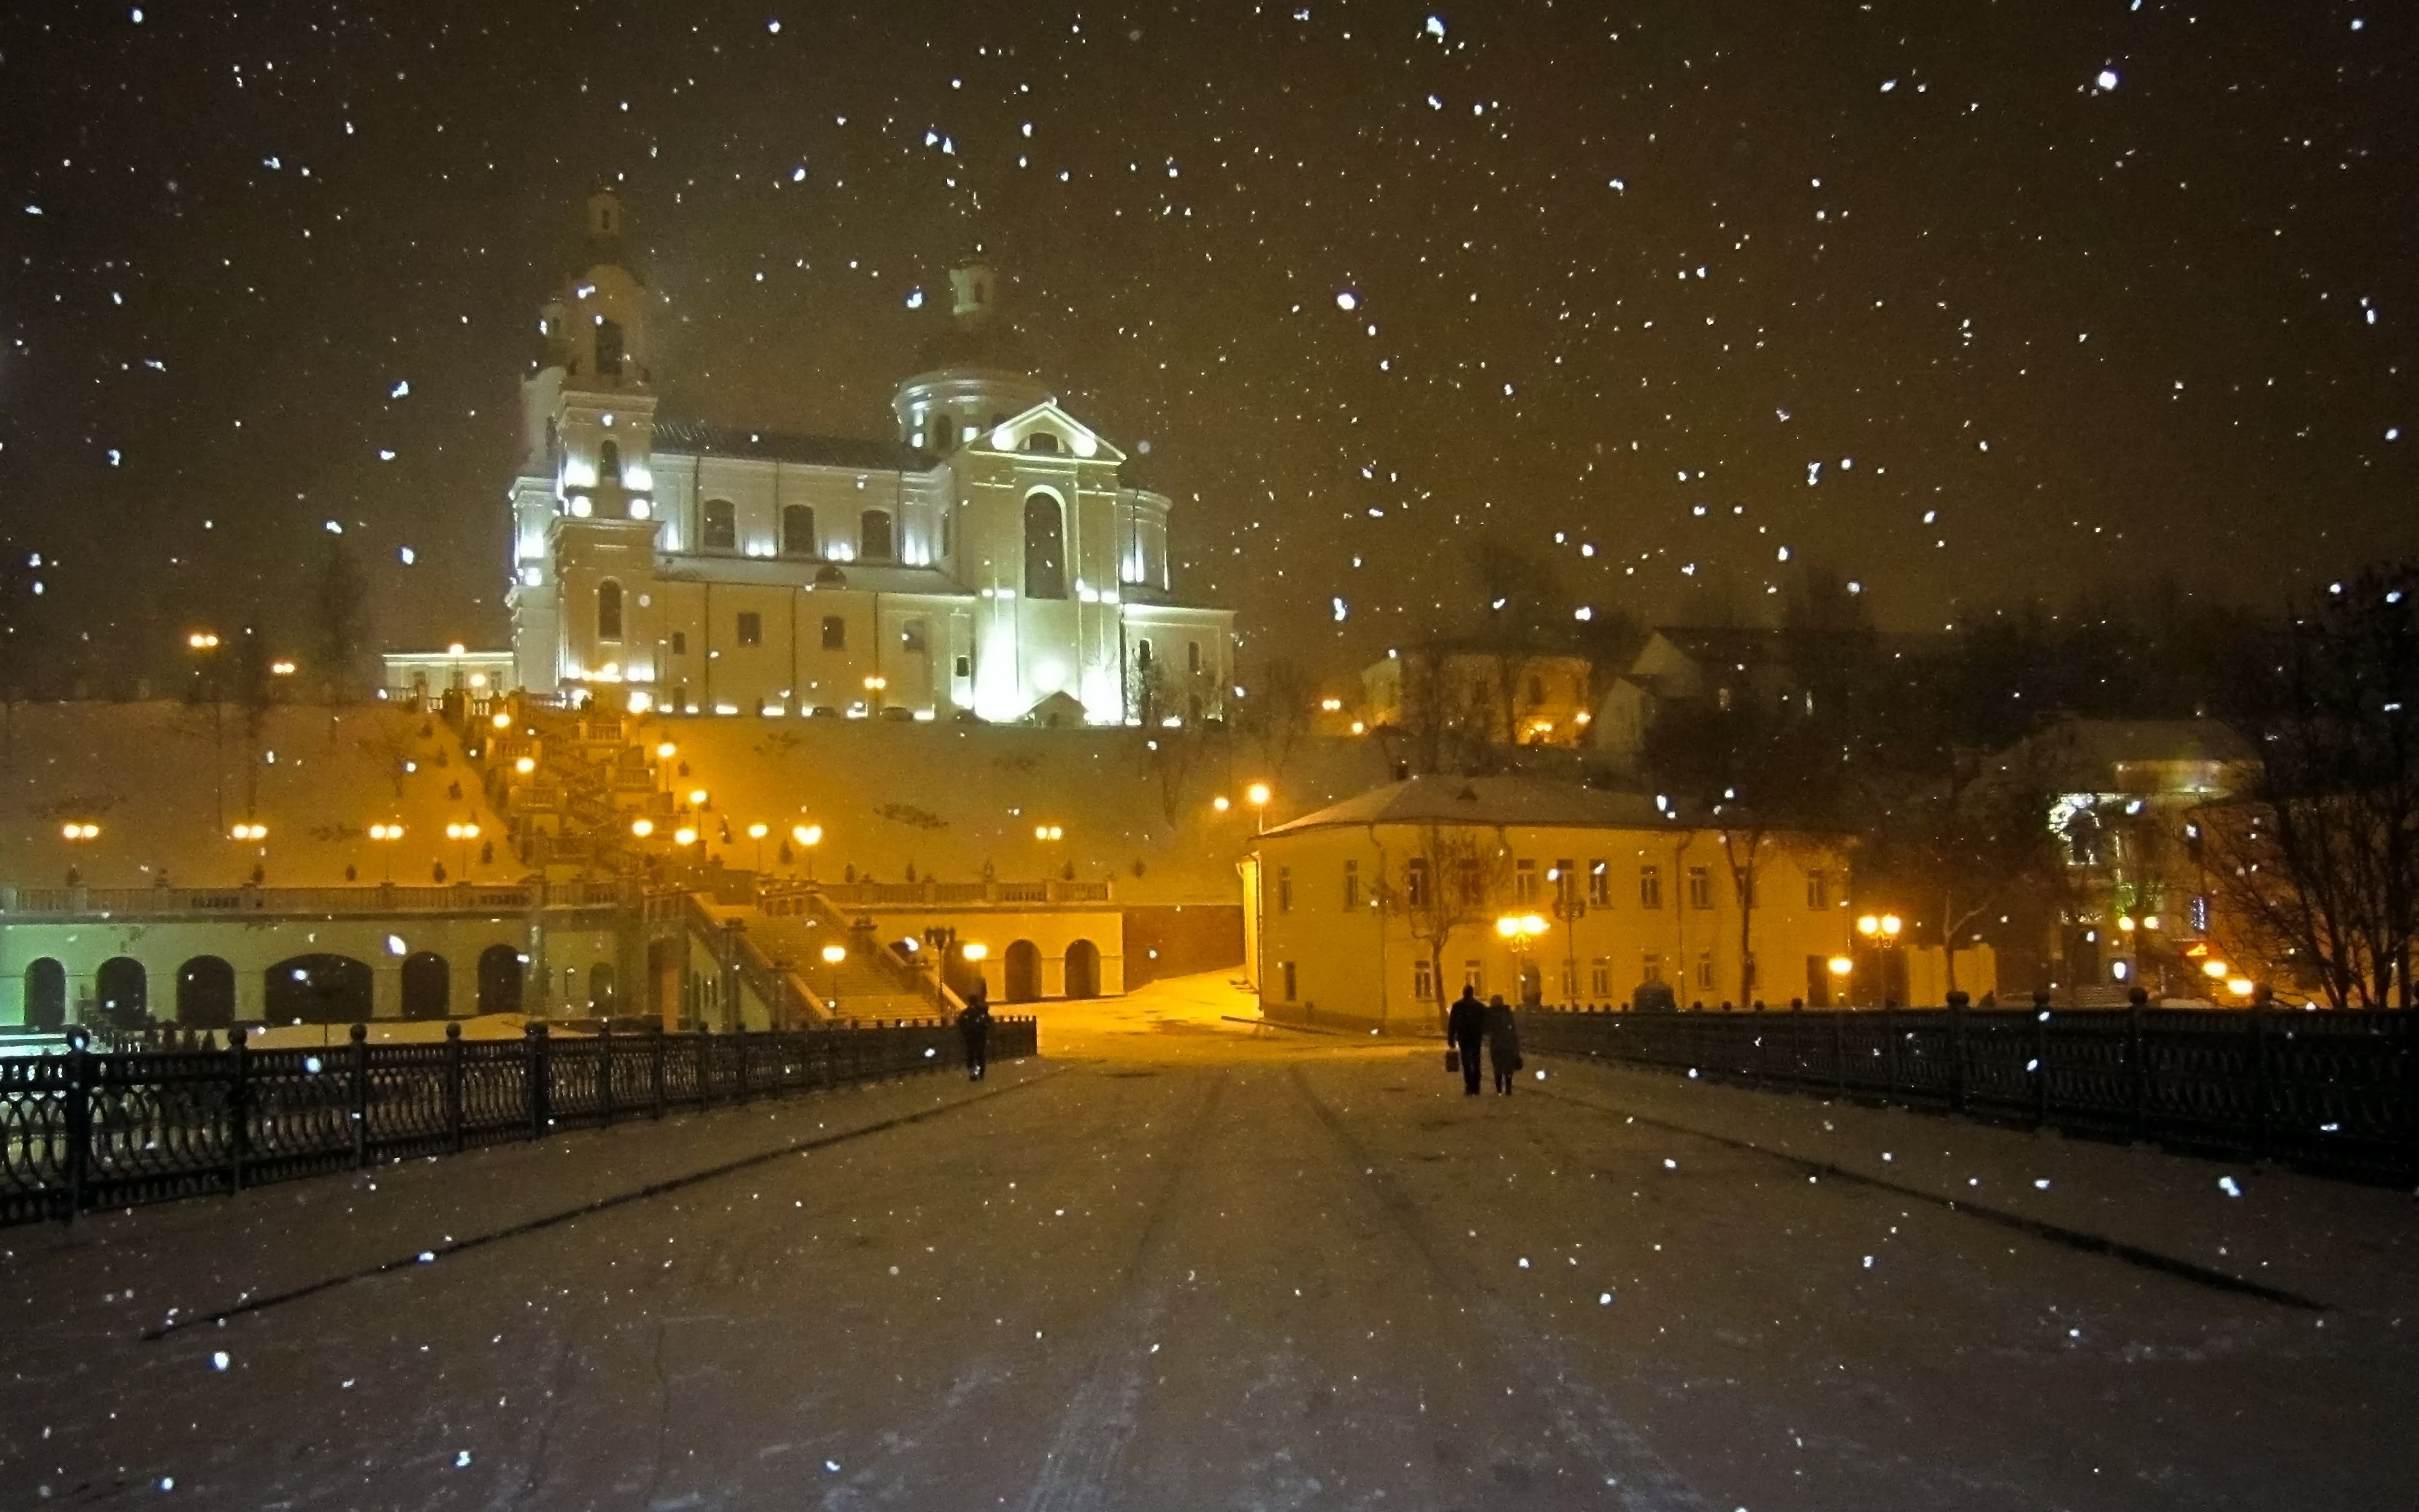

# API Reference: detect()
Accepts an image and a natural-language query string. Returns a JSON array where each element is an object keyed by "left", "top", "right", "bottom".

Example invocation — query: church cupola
[{"left": 894, "top": 253, "right": 1051, "bottom": 456}]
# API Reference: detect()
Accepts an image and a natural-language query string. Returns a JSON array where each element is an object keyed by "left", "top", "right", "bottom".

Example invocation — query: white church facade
[{"left": 400, "top": 189, "right": 1233, "bottom": 725}]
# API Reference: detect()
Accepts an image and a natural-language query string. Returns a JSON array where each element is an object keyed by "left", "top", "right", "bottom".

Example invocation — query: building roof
[
  {"left": 1260, "top": 775, "right": 1673, "bottom": 840},
  {"left": 1997, "top": 718, "right": 2255, "bottom": 785},
  {"left": 653, "top": 418, "right": 933, "bottom": 473}
]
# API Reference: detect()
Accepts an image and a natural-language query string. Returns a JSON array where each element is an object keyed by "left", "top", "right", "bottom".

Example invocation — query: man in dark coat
[
  {"left": 958, "top": 986, "right": 992, "bottom": 1081},
  {"left": 1484, "top": 994, "right": 1522, "bottom": 1094},
  {"left": 1446, "top": 986, "right": 1487, "bottom": 1096}
]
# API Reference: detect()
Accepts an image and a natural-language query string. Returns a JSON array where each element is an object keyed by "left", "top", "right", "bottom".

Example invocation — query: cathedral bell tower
[{"left": 893, "top": 254, "right": 1051, "bottom": 456}]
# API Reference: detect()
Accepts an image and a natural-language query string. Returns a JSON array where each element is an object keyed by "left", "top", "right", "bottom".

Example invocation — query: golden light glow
[
  {"left": 2202, "top": 959, "right": 2230, "bottom": 980},
  {"left": 820, "top": 945, "right": 848, "bottom": 964},
  {"left": 1319, "top": 697, "right": 1343, "bottom": 713},
  {"left": 1212, "top": 795, "right": 1232, "bottom": 812},
  {"left": 1856, "top": 914, "right": 1881, "bottom": 937},
  {"left": 61, "top": 822, "right": 99, "bottom": 840},
  {"left": 2142, "top": 916, "right": 2161, "bottom": 931},
  {"left": 1349, "top": 720, "right": 1366, "bottom": 735},
  {"left": 514, "top": 756, "right": 536, "bottom": 774},
  {"left": 369, "top": 824, "right": 404, "bottom": 841},
  {"left": 2117, "top": 915, "right": 2137, "bottom": 932},
  {"left": 2226, "top": 977, "right": 2256, "bottom": 998},
  {"left": 962, "top": 943, "right": 990, "bottom": 962},
  {"left": 688, "top": 788, "right": 708, "bottom": 807},
  {"left": 1246, "top": 782, "right": 1272, "bottom": 807},
  {"left": 626, "top": 689, "right": 653, "bottom": 715},
  {"left": 185, "top": 631, "right": 220, "bottom": 650},
  {"left": 1495, "top": 913, "right": 1549, "bottom": 942},
  {"left": 793, "top": 824, "right": 823, "bottom": 846},
  {"left": 863, "top": 675, "right": 889, "bottom": 691},
  {"left": 229, "top": 823, "right": 267, "bottom": 841},
  {"left": 490, "top": 712, "right": 512, "bottom": 730},
  {"left": 447, "top": 642, "right": 468, "bottom": 656},
  {"left": 445, "top": 822, "right": 480, "bottom": 841},
  {"left": 630, "top": 819, "right": 655, "bottom": 838},
  {"left": 747, "top": 822, "right": 769, "bottom": 840},
  {"left": 1035, "top": 824, "right": 1064, "bottom": 841},
  {"left": 1827, "top": 955, "right": 1855, "bottom": 977},
  {"left": 269, "top": 660, "right": 297, "bottom": 677},
  {"left": 674, "top": 827, "right": 698, "bottom": 846},
  {"left": 656, "top": 742, "right": 678, "bottom": 759},
  {"left": 1881, "top": 914, "right": 1903, "bottom": 938}
]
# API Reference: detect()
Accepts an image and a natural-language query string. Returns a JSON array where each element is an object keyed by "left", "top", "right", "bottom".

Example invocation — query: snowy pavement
[{"left": 3, "top": 986, "right": 2415, "bottom": 1510}]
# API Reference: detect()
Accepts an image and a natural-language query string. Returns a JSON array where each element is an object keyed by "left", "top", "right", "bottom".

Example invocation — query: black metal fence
[
  {"left": 1521, "top": 1004, "right": 2418, "bottom": 1184},
  {"left": 0, "top": 1018, "right": 1037, "bottom": 1227}
]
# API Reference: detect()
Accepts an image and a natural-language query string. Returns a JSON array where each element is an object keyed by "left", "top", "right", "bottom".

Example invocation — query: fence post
[
  {"left": 228, "top": 1027, "right": 251, "bottom": 1194},
  {"left": 598, "top": 1020, "right": 615, "bottom": 1125},
  {"left": 63, "top": 1028, "right": 92, "bottom": 1223},
  {"left": 698, "top": 1023, "right": 714, "bottom": 1106},
  {"left": 650, "top": 1022, "right": 667, "bottom": 1120},
  {"left": 2032, "top": 1008, "right": 2052, "bottom": 1128},
  {"left": 526, "top": 1023, "right": 551, "bottom": 1141},
  {"left": 1948, "top": 994, "right": 1968, "bottom": 1113},
  {"left": 445, "top": 1024, "right": 466, "bottom": 1154},
  {"left": 2127, "top": 1000, "right": 2148, "bottom": 1140},
  {"left": 1830, "top": 1012, "right": 1847, "bottom": 1097},
  {"left": 2251, "top": 1005, "right": 2272, "bottom": 1162},
  {"left": 1882, "top": 1005, "right": 1901, "bottom": 1095},
  {"left": 350, "top": 1023, "right": 371, "bottom": 1170},
  {"left": 735, "top": 1029, "right": 751, "bottom": 1103}
]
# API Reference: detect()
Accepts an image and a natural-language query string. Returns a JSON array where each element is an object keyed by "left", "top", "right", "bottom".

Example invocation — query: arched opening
[
  {"left": 264, "top": 955, "right": 373, "bottom": 1026},
  {"left": 781, "top": 504, "right": 818, "bottom": 559},
  {"left": 599, "top": 438, "right": 622, "bottom": 484},
  {"left": 402, "top": 952, "right": 450, "bottom": 1021},
  {"left": 177, "top": 956, "right": 237, "bottom": 1028},
  {"left": 1064, "top": 940, "right": 1101, "bottom": 1000},
  {"left": 594, "top": 317, "right": 626, "bottom": 380},
  {"left": 859, "top": 509, "right": 894, "bottom": 562},
  {"left": 23, "top": 958, "right": 67, "bottom": 1032},
  {"left": 95, "top": 957, "right": 149, "bottom": 1024},
  {"left": 478, "top": 945, "right": 525, "bottom": 1015},
  {"left": 701, "top": 499, "right": 737, "bottom": 553},
  {"left": 1024, "top": 491, "right": 1066, "bottom": 599},
  {"left": 1003, "top": 940, "right": 1043, "bottom": 1005},
  {"left": 589, "top": 962, "right": 617, "bottom": 1013},
  {"left": 597, "top": 579, "right": 624, "bottom": 642}
]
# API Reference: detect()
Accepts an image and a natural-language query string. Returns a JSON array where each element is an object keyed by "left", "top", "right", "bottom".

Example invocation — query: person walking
[
  {"left": 958, "top": 986, "right": 992, "bottom": 1081},
  {"left": 1446, "top": 985, "right": 1487, "bottom": 1096},
  {"left": 1485, "top": 994, "right": 1522, "bottom": 1095}
]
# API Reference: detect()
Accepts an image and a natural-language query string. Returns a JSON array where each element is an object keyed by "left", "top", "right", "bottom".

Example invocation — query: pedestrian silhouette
[
  {"left": 1485, "top": 994, "right": 1522, "bottom": 1095},
  {"left": 958, "top": 986, "right": 992, "bottom": 1081},
  {"left": 1446, "top": 986, "right": 1487, "bottom": 1096}
]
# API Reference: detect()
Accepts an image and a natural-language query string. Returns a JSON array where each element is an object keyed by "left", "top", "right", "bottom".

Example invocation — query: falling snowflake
[{"left": 1335, "top": 290, "right": 1359, "bottom": 312}]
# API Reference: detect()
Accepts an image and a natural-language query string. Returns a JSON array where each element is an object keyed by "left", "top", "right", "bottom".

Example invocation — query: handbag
[{"left": 1444, "top": 1046, "right": 1461, "bottom": 1075}]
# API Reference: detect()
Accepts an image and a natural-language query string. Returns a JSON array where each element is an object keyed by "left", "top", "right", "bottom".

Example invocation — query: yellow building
[
  {"left": 1360, "top": 645, "right": 1595, "bottom": 748},
  {"left": 1241, "top": 776, "right": 1855, "bottom": 1031}
]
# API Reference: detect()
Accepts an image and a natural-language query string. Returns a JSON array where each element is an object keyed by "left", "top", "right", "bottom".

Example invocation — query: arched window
[
  {"left": 597, "top": 579, "right": 624, "bottom": 642},
  {"left": 264, "top": 955, "right": 373, "bottom": 1025},
  {"left": 928, "top": 411, "right": 952, "bottom": 451},
  {"left": 1003, "top": 940, "right": 1043, "bottom": 1004},
  {"left": 96, "top": 958, "right": 147, "bottom": 1023},
  {"left": 701, "top": 499, "right": 737, "bottom": 552},
  {"left": 859, "top": 509, "right": 895, "bottom": 561},
  {"left": 1024, "top": 492, "right": 1067, "bottom": 599},
  {"left": 1064, "top": 940, "right": 1101, "bottom": 1000},
  {"left": 1024, "top": 432, "right": 1060, "bottom": 455},
  {"left": 23, "top": 959, "right": 67, "bottom": 1031},
  {"left": 1187, "top": 641, "right": 1203, "bottom": 675},
  {"left": 478, "top": 945, "right": 525, "bottom": 1015},
  {"left": 402, "top": 952, "right": 450, "bottom": 1020},
  {"left": 177, "top": 956, "right": 237, "bottom": 1027},
  {"left": 1135, "top": 638, "right": 1152, "bottom": 668},
  {"left": 781, "top": 504, "right": 818, "bottom": 559},
  {"left": 599, "top": 439, "right": 622, "bottom": 484}
]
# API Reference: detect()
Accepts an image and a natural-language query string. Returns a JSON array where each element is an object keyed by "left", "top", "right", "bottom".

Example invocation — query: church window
[
  {"left": 859, "top": 509, "right": 895, "bottom": 561},
  {"left": 902, "top": 621, "right": 929, "bottom": 656},
  {"left": 1526, "top": 674, "right": 1545, "bottom": 706},
  {"left": 736, "top": 612, "right": 762, "bottom": 648},
  {"left": 599, "top": 439, "right": 622, "bottom": 484},
  {"left": 1023, "top": 491, "right": 1067, "bottom": 599},
  {"left": 597, "top": 580, "right": 624, "bottom": 642},
  {"left": 670, "top": 632, "right": 686, "bottom": 656},
  {"left": 821, "top": 616, "right": 846, "bottom": 651},
  {"left": 1187, "top": 641, "right": 1203, "bottom": 675},
  {"left": 595, "top": 318, "right": 625, "bottom": 380},
  {"left": 954, "top": 655, "right": 972, "bottom": 678},
  {"left": 781, "top": 504, "right": 817, "bottom": 559},
  {"left": 940, "top": 509, "right": 954, "bottom": 557},
  {"left": 1135, "top": 638, "right": 1152, "bottom": 668},
  {"left": 701, "top": 499, "right": 736, "bottom": 552},
  {"left": 1024, "top": 432, "right": 1060, "bottom": 455}
]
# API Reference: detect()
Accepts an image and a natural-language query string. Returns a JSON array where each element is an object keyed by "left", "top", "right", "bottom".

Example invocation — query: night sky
[{"left": 3, "top": 1, "right": 2413, "bottom": 683}]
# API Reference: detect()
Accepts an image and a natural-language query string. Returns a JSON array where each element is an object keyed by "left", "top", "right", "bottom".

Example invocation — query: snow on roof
[
  {"left": 1, "top": 703, "right": 513, "bottom": 890},
  {"left": 636, "top": 718, "right": 1397, "bottom": 905},
  {"left": 1260, "top": 774, "right": 1671, "bottom": 840},
  {"left": 652, "top": 418, "right": 932, "bottom": 473}
]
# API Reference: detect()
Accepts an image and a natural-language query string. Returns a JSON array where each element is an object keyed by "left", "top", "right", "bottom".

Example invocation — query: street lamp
[
  {"left": 368, "top": 822, "right": 404, "bottom": 883},
  {"left": 445, "top": 821, "right": 480, "bottom": 877},
  {"left": 820, "top": 945, "right": 847, "bottom": 965},
  {"left": 791, "top": 823, "right": 823, "bottom": 880},
  {"left": 61, "top": 822, "right": 100, "bottom": 841},
  {"left": 1246, "top": 782, "right": 1273, "bottom": 833},
  {"left": 631, "top": 818, "right": 655, "bottom": 840},
  {"left": 229, "top": 823, "right": 268, "bottom": 841},
  {"left": 1496, "top": 913, "right": 1550, "bottom": 1004},
  {"left": 674, "top": 826, "right": 698, "bottom": 848},
  {"left": 188, "top": 632, "right": 227, "bottom": 831},
  {"left": 748, "top": 821, "right": 769, "bottom": 870},
  {"left": 1213, "top": 795, "right": 1231, "bottom": 813}
]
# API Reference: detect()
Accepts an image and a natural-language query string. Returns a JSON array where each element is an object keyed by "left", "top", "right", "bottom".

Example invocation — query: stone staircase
[{"left": 710, "top": 902, "right": 940, "bottom": 1022}]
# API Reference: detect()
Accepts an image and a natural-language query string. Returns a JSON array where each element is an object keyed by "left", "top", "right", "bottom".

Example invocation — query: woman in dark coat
[
  {"left": 958, "top": 986, "right": 992, "bottom": 1081},
  {"left": 1485, "top": 994, "right": 1522, "bottom": 1095}
]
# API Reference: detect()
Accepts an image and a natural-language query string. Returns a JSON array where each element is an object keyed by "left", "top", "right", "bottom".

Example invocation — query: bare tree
[
  {"left": 1381, "top": 820, "right": 1512, "bottom": 1032},
  {"left": 1241, "top": 655, "right": 1314, "bottom": 780},
  {"left": 2198, "top": 567, "right": 2418, "bottom": 1006},
  {"left": 313, "top": 535, "right": 369, "bottom": 705}
]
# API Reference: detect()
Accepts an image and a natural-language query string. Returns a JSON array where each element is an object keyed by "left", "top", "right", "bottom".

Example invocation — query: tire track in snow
[
  {"left": 1015, "top": 1070, "right": 1230, "bottom": 1512},
  {"left": 1287, "top": 1065, "right": 1715, "bottom": 1512}
]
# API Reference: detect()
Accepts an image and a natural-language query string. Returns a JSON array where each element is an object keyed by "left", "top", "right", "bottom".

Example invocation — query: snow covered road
[{"left": 4, "top": 996, "right": 2415, "bottom": 1510}]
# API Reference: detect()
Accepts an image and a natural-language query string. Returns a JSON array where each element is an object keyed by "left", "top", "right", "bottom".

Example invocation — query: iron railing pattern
[
  {"left": 0, "top": 1018, "right": 1035, "bottom": 1227},
  {"left": 1520, "top": 1005, "right": 2419, "bottom": 1183}
]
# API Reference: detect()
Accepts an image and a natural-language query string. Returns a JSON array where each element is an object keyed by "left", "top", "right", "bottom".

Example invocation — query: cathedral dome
[{"left": 893, "top": 258, "right": 1051, "bottom": 451}]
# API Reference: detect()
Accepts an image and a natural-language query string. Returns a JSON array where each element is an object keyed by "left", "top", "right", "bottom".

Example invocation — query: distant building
[
  {"left": 1360, "top": 645, "right": 1595, "bottom": 748},
  {"left": 396, "top": 188, "right": 1235, "bottom": 726},
  {"left": 1240, "top": 775, "right": 1854, "bottom": 1029}
]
